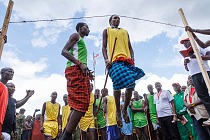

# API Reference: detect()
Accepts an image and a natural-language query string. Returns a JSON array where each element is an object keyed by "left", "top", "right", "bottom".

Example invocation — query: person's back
[
  {"left": 16, "top": 111, "right": 25, "bottom": 140},
  {"left": 31, "top": 119, "right": 44, "bottom": 140}
]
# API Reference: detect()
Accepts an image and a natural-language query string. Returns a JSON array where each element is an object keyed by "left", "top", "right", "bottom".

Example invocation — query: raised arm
[
  {"left": 186, "top": 26, "right": 210, "bottom": 35},
  {"left": 16, "top": 90, "right": 34, "bottom": 108},
  {"left": 191, "top": 32, "right": 210, "bottom": 49}
]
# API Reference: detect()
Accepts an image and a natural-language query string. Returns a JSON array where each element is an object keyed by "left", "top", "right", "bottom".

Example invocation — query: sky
[{"left": 0, "top": 0, "right": 210, "bottom": 116}]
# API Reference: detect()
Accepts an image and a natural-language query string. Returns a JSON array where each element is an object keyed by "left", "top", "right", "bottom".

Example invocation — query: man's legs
[
  {"left": 192, "top": 73, "right": 210, "bottom": 117},
  {"left": 99, "top": 127, "right": 106, "bottom": 140},
  {"left": 61, "top": 109, "right": 85, "bottom": 140},
  {"left": 113, "top": 90, "right": 122, "bottom": 127},
  {"left": 122, "top": 88, "right": 133, "bottom": 123},
  {"left": 88, "top": 128, "right": 95, "bottom": 140},
  {"left": 81, "top": 130, "right": 87, "bottom": 140}
]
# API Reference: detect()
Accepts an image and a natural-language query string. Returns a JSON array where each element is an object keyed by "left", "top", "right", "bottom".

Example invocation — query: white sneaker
[{"left": 203, "top": 118, "right": 210, "bottom": 126}]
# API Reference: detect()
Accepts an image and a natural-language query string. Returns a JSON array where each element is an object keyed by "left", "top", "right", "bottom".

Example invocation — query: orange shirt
[
  {"left": 31, "top": 120, "right": 45, "bottom": 140},
  {"left": 0, "top": 82, "right": 8, "bottom": 125}
]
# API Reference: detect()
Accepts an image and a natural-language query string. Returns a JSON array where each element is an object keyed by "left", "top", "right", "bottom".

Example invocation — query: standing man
[
  {"left": 103, "top": 88, "right": 120, "bottom": 140},
  {"left": 61, "top": 94, "right": 70, "bottom": 132},
  {"left": 172, "top": 83, "right": 198, "bottom": 140},
  {"left": 2, "top": 82, "right": 34, "bottom": 140},
  {"left": 40, "top": 91, "right": 61, "bottom": 140},
  {"left": 144, "top": 84, "right": 160, "bottom": 140},
  {"left": 0, "top": 67, "right": 14, "bottom": 140},
  {"left": 79, "top": 83, "right": 95, "bottom": 140},
  {"left": 16, "top": 108, "right": 26, "bottom": 140},
  {"left": 154, "top": 82, "right": 181, "bottom": 140},
  {"left": 131, "top": 91, "right": 149, "bottom": 140},
  {"left": 181, "top": 37, "right": 210, "bottom": 125},
  {"left": 31, "top": 114, "right": 45, "bottom": 140},
  {"left": 102, "top": 14, "right": 145, "bottom": 127},
  {"left": 94, "top": 89, "right": 106, "bottom": 140},
  {"left": 61, "top": 22, "right": 93, "bottom": 140}
]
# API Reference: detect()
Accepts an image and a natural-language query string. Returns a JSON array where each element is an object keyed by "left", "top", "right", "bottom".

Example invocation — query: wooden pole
[
  {"left": 178, "top": 8, "right": 210, "bottom": 93},
  {"left": 0, "top": 0, "right": 14, "bottom": 59}
]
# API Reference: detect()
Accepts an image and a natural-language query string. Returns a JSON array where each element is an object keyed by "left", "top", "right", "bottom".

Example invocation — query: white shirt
[
  {"left": 187, "top": 47, "right": 210, "bottom": 76},
  {"left": 154, "top": 89, "right": 174, "bottom": 118}
]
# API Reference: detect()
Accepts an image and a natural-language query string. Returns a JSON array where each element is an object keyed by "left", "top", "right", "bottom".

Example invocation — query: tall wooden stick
[
  {"left": 96, "top": 37, "right": 117, "bottom": 115},
  {"left": 0, "top": 0, "right": 14, "bottom": 59},
  {"left": 179, "top": 8, "right": 210, "bottom": 93}
]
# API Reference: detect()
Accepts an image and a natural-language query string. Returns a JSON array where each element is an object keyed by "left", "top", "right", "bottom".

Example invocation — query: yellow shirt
[
  {"left": 79, "top": 93, "right": 95, "bottom": 131},
  {"left": 45, "top": 101, "right": 60, "bottom": 121},
  {"left": 106, "top": 96, "right": 117, "bottom": 126},
  {"left": 107, "top": 27, "right": 130, "bottom": 62},
  {"left": 62, "top": 105, "right": 70, "bottom": 131},
  {"left": 43, "top": 101, "right": 60, "bottom": 139}
]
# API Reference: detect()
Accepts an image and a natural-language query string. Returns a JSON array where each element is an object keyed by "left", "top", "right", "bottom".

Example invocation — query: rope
[{"left": 9, "top": 15, "right": 184, "bottom": 28}]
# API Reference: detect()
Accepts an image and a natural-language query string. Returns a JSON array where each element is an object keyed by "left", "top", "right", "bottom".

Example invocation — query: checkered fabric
[
  {"left": 65, "top": 65, "right": 90, "bottom": 113},
  {"left": 109, "top": 61, "right": 145, "bottom": 90}
]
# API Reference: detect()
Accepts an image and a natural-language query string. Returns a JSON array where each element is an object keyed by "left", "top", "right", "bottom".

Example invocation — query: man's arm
[
  {"left": 201, "top": 51, "right": 210, "bottom": 60},
  {"left": 61, "top": 33, "right": 80, "bottom": 65},
  {"left": 102, "top": 29, "right": 112, "bottom": 69},
  {"left": 128, "top": 34, "right": 134, "bottom": 60},
  {"left": 170, "top": 100, "right": 178, "bottom": 122},
  {"left": 16, "top": 90, "right": 34, "bottom": 108},
  {"left": 191, "top": 33, "right": 210, "bottom": 48},
  {"left": 58, "top": 105, "right": 62, "bottom": 135},
  {"left": 186, "top": 26, "right": 210, "bottom": 35},
  {"left": 40, "top": 102, "right": 46, "bottom": 133},
  {"left": 103, "top": 97, "right": 107, "bottom": 113}
]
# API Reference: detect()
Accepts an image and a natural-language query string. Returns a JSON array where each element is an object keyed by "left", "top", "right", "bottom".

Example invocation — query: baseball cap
[{"left": 180, "top": 38, "right": 190, "bottom": 44}]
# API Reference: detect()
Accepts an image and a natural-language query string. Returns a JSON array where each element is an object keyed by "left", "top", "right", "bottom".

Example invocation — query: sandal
[
  {"left": 116, "top": 113, "right": 123, "bottom": 128},
  {"left": 122, "top": 109, "right": 130, "bottom": 123}
]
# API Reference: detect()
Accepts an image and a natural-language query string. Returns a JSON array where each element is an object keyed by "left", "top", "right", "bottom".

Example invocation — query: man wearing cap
[
  {"left": 180, "top": 37, "right": 210, "bottom": 126},
  {"left": 172, "top": 83, "right": 198, "bottom": 140},
  {"left": 16, "top": 108, "right": 26, "bottom": 140}
]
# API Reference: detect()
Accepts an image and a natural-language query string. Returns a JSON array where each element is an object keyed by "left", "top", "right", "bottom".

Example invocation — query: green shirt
[
  {"left": 95, "top": 99, "right": 106, "bottom": 128},
  {"left": 147, "top": 93, "right": 157, "bottom": 123},
  {"left": 132, "top": 99, "right": 146, "bottom": 121},
  {"left": 147, "top": 93, "right": 156, "bottom": 114},
  {"left": 174, "top": 91, "right": 187, "bottom": 115},
  {"left": 67, "top": 37, "right": 87, "bottom": 67}
]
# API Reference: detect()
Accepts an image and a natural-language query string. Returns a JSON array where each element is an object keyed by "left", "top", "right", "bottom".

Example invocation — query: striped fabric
[
  {"left": 65, "top": 65, "right": 90, "bottom": 113},
  {"left": 109, "top": 61, "right": 145, "bottom": 90}
]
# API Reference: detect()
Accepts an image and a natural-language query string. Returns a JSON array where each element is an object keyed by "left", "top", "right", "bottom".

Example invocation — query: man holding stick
[
  {"left": 102, "top": 14, "right": 145, "bottom": 127},
  {"left": 181, "top": 37, "right": 210, "bottom": 126}
]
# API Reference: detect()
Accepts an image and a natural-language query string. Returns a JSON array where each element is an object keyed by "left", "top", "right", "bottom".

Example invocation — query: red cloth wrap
[{"left": 65, "top": 65, "right": 90, "bottom": 113}]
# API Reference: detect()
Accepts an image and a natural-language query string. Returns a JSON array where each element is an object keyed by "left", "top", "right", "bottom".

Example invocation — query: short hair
[
  {"left": 109, "top": 14, "right": 120, "bottom": 25},
  {"left": 76, "top": 22, "right": 86, "bottom": 32},
  {"left": 1, "top": 67, "right": 13, "bottom": 74}
]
